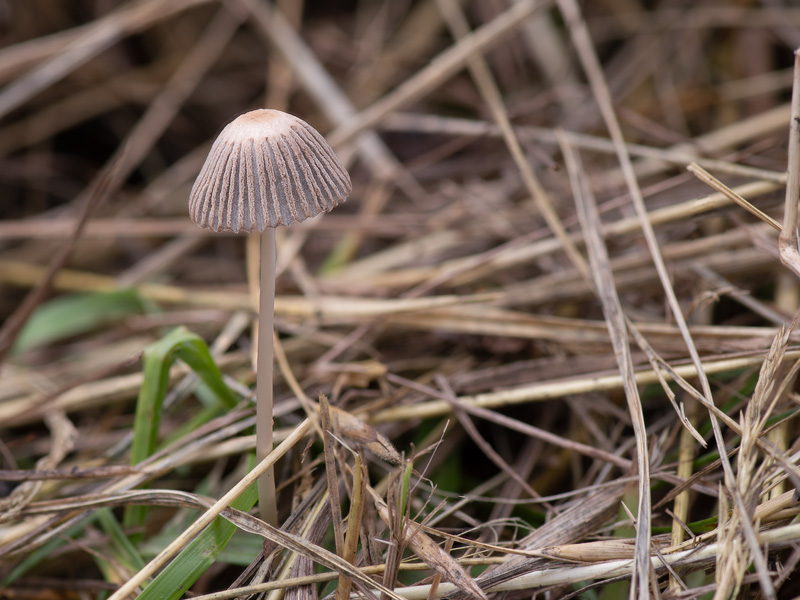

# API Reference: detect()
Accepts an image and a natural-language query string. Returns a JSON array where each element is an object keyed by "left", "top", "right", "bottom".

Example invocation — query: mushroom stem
[{"left": 256, "top": 227, "right": 278, "bottom": 526}]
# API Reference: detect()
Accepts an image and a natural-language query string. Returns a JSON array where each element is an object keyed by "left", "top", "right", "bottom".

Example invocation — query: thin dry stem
[
  {"left": 561, "top": 133, "right": 652, "bottom": 597},
  {"left": 5, "top": 3, "right": 800, "bottom": 598},
  {"left": 688, "top": 162, "right": 782, "bottom": 231},
  {"left": 107, "top": 420, "right": 313, "bottom": 600},
  {"left": 780, "top": 49, "right": 800, "bottom": 278}
]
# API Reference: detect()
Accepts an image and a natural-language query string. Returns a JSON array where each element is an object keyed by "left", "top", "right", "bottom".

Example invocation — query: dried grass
[{"left": 1, "top": 1, "right": 800, "bottom": 598}]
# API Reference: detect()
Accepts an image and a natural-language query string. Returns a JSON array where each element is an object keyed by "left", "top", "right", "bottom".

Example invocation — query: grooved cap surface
[{"left": 189, "top": 109, "right": 351, "bottom": 232}]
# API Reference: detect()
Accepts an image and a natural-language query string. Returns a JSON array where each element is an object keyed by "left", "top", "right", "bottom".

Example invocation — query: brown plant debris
[{"left": 2, "top": 1, "right": 800, "bottom": 599}]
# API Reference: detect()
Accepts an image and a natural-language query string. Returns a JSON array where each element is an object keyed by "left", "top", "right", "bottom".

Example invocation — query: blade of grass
[
  {"left": 1, "top": 514, "right": 100, "bottom": 586},
  {"left": 561, "top": 133, "right": 651, "bottom": 597},
  {"left": 554, "top": 11, "right": 744, "bottom": 586},
  {"left": 687, "top": 162, "right": 782, "bottom": 231},
  {"left": 97, "top": 507, "right": 147, "bottom": 575},
  {"left": 336, "top": 452, "right": 368, "bottom": 600},
  {"left": 319, "top": 394, "right": 346, "bottom": 559},
  {"left": 108, "top": 420, "right": 312, "bottom": 600},
  {"left": 779, "top": 49, "right": 800, "bottom": 278},
  {"left": 137, "top": 465, "right": 258, "bottom": 600},
  {"left": 13, "top": 289, "right": 144, "bottom": 355},
  {"left": 372, "top": 461, "right": 488, "bottom": 600},
  {"left": 125, "top": 326, "right": 239, "bottom": 538}
]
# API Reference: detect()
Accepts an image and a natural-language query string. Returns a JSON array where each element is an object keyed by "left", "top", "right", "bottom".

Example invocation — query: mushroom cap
[{"left": 189, "top": 109, "right": 351, "bottom": 232}]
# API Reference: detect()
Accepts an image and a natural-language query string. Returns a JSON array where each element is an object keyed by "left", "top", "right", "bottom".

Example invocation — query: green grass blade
[
  {"left": 13, "top": 290, "right": 144, "bottom": 355},
  {"left": 97, "top": 507, "right": 147, "bottom": 572},
  {"left": 399, "top": 458, "right": 413, "bottom": 519},
  {"left": 1, "top": 514, "right": 99, "bottom": 586},
  {"left": 130, "top": 326, "right": 238, "bottom": 466},
  {"left": 136, "top": 473, "right": 259, "bottom": 599},
  {"left": 125, "top": 326, "right": 239, "bottom": 538},
  {"left": 173, "top": 336, "right": 238, "bottom": 409}
]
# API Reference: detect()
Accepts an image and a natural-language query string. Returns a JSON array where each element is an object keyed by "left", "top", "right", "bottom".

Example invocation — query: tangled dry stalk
[{"left": 2, "top": 1, "right": 800, "bottom": 599}]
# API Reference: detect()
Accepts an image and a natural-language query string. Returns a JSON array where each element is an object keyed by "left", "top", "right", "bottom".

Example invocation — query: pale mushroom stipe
[{"left": 190, "top": 109, "right": 351, "bottom": 526}]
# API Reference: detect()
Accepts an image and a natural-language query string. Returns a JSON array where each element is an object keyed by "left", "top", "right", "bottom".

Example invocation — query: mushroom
[{"left": 189, "top": 109, "right": 351, "bottom": 525}]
